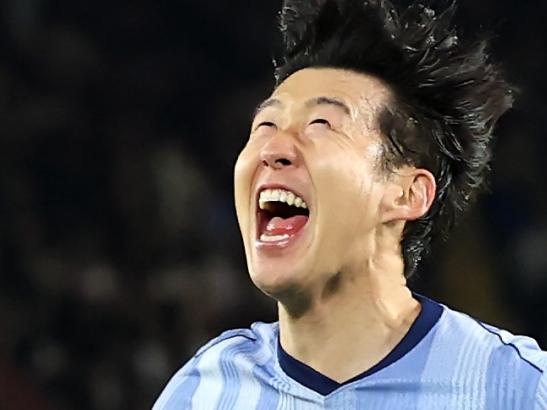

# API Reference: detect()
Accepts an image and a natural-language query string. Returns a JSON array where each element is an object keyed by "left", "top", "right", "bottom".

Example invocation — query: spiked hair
[{"left": 274, "top": 0, "right": 514, "bottom": 278}]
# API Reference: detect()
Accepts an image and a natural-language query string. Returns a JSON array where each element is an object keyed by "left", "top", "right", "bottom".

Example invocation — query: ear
[{"left": 380, "top": 167, "right": 436, "bottom": 224}]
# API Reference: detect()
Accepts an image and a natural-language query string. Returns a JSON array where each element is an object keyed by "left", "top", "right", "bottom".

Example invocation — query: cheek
[
  {"left": 311, "top": 138, "right": 368, "bottom": 195},
  {"left": 309, "top": 142, "right": 380, "bottom": 232}
]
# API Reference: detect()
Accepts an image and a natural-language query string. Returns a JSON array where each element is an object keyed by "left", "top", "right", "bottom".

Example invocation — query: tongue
[{"left": 265, "top": 215, "right": 308, "bottom": 236}]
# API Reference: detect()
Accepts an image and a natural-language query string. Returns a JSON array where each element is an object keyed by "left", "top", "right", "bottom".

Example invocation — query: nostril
[
  {"left": 262, "top": 157, "right": 292, "bottom": 168},
  {"left": 276, "top": 158, "right": 292, "bottom": 166}
]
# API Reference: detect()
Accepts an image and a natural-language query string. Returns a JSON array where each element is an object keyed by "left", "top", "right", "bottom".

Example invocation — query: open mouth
[{"left": 256, "top": 188, "right": 310, "bottom": 246}]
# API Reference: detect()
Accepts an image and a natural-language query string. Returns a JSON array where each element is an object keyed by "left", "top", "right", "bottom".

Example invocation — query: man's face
[{"left": 234, "top": 68, "right": 394, "bottom": 299}]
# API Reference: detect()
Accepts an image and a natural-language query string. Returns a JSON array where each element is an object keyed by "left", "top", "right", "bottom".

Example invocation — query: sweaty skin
[{"left": 234, "top": 68, "right": 436, "bottom": 383}]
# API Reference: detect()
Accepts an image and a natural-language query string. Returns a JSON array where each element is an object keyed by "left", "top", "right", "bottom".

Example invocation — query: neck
[{"left": 278, "top": 249, "right": 420, "bottom": 383}]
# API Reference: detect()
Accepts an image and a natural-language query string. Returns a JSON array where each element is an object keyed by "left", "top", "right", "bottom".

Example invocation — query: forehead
[{"left": 272, "top": 68, "right": 393, "bottom": 117}]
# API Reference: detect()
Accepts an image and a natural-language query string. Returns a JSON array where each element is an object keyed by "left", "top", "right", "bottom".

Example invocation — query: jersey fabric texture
[{"left": 153, "top": 295, "right": 547, "bottom": 409}]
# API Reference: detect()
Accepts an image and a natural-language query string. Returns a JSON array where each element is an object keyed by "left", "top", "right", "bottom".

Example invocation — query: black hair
[{"left": 274, "top": 0, "right": 514, "bottom": 278}]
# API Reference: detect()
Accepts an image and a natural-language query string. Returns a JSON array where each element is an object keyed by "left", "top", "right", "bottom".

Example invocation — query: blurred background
[{"left": 0, "top": 0, "right": 545, "bottom": 409}]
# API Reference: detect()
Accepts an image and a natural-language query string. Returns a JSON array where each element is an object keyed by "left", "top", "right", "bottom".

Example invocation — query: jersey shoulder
[
  {"left": 192, "top": 321, "right": 278, "bottom": 358},
  {"left": 436, "top": 303, "right": 547, "bottom": 408},
  {"left": 439, "top": 305, "right": 547, "bottom": 371},
  {"left": 152, "top": 322, "right": 278, "bottom": 410},
  {"left": 476, "top": 317, "right": 547, "bottom": 409}
]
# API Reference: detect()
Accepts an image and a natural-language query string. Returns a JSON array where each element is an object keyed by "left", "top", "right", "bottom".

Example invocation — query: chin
[
  {"left": 251, "top": 266, "right": 314, "bottom": 317},
  {"left": 249, "top": 263, "right": 306, "bottom": 299},
  {"left": 250, "top": 268, "right": 297, "bottom": 295}
]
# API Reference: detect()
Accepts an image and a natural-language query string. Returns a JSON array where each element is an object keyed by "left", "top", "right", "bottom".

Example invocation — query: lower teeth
[{"left": 260, "top": 233, "right": 289, "bottom": 242}]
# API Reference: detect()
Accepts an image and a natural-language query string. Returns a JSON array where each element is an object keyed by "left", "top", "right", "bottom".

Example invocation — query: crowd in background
[{"left": 0, "top": 1, "right": 546, "bottom": 409}]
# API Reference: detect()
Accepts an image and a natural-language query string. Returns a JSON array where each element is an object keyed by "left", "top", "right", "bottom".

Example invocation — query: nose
[{"left": 259, "top": 133, "right": 298, "bottom": 170}]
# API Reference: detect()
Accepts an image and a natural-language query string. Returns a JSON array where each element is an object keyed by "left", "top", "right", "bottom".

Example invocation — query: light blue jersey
[{"left": 153, "top": 295, "right": 547, "bottom": 409}]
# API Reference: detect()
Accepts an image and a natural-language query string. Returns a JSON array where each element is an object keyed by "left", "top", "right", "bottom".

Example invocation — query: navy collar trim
[{"left": 277, "top": 293, "right": 443, "bottom": 395}]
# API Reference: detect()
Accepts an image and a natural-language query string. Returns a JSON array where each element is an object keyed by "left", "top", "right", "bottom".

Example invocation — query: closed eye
[
  {"left": 257, "top": 121, "right": 276, "bottom": 129},
  {"left": 309, "top": 118, "right": 331, "bottom": 127}
]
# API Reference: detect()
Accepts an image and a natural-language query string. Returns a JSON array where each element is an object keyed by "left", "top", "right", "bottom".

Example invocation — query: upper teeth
[{"left": 259, "top": 189, "right": 308, "bottom": 210}]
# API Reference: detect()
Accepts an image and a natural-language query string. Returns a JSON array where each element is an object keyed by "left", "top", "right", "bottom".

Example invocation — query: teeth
[
  {"left": 286, "top": 192, "right": 295, "bottom": 206},
  {"left": 259, "top": 189, "right": 308, "bottom": 210},
  {"left": 260, "top": 233, "right": 290, "bottom": 242},
  {"left": 260, "top": 233, "right": 289, "bottom": 242}
]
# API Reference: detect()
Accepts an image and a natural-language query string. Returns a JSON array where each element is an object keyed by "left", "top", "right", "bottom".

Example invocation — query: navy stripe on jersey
[{"left": 277, "top": 294, "right": 443, "bottom": 395}]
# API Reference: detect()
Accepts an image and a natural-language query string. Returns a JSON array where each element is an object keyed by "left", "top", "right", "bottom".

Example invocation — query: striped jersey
[{"left": 153, "top": 295, "right": 547, "bottom": 409}]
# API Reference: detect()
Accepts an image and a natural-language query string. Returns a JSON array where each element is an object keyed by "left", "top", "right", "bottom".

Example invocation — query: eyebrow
[
  {"left": 253, "top": 96, "right": 351, "bottom": 117},
  {"left": 305, "top": 96, "right": 351, "bottom": 115},
  {"left": 253, "top": 98, "right": 282, "bottom": 118}
]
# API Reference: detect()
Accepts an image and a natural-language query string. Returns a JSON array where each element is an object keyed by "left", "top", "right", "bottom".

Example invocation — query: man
[{"left": 154, "top": 0, "right": 547, "bottom": 408}]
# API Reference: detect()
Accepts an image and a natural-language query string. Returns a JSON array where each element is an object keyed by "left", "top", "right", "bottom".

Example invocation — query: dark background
[{"left": 0, "top": 1, "right": 545, "bottom": 409}]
